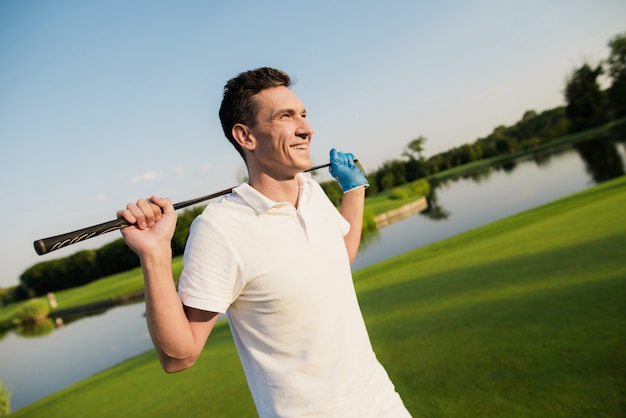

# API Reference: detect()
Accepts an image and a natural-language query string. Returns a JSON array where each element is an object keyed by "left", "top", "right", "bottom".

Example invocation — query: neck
[{"left": 248, "top": 172, "right": 301, "bottom": 208}]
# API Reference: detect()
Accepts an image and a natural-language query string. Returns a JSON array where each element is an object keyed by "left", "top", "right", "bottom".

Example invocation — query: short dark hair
[{"left": 219, "top": 67, "right": 293, "bottom": 160}]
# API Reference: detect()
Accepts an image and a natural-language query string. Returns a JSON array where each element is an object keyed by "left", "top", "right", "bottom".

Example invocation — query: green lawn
[
  {"left": 354, "top": 175, "right": 626, "bottom": 417},
  {"left": 365, "top": 179, "right": 429, "bottom": 216},
  {"left": 10, "top": 175, "right": 626, "bottom": 417},
  {"left": 0, "top": 259, "right": 184, "bottom": 330}
]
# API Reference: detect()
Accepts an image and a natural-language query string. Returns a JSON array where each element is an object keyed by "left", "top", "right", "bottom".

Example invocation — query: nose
[{"left": 296, "top": 116, "right": 314, "bottom": 140}]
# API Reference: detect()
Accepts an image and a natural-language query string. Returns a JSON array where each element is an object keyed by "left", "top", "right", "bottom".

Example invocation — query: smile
[{"left": 291, "top": 144, "right": 308, "bottom": 150}]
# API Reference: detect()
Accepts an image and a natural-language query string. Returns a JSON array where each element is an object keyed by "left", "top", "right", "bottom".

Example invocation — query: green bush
[
  {"left": 0, "top": 380, "right": 11, "bottom": 416},
  {"left": 389, "top": 188, "right": 410, "bottom": 200},
  {"left": 408, "top": 178, "right": 430, "bottom": 196},
  {"left": 362, "top": 209, "right": 377, "bottom": 234},
  {"left": 12, "top": 299, "right": 49, "bottom": 326},
  {"left": 320, "top": 181, "right": 343, "bottom": 206}
]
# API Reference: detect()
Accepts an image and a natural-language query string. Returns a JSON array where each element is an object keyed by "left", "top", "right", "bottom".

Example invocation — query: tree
[
  {"left": 171, "top": 205, "right": 205, "bottom": 256},
  {"left": 564, "top": 63, "right": 607, "bottom": 132},
  {"left": 402, "top": 136, "right": 428, "bottom": 180},
  {"left": 403, "top": 136, "right": 427, "bottom": 161},
  {"left": 96, "top": 239, "right": 139, "bottom": 277},
  {"left": 606, "top": 31, "right": 626, "bottom": 118},
  {"left": 20, "top": 250, "right": 101, "bottom": 295},
  {"left": 375, "top": 159, "right": 407, "bottom": 190}
]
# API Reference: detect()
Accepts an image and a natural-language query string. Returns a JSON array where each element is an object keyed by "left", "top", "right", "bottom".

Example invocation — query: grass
[
  {"left": 10, "top": 175, "right": 626, "bottom": 417},
  {"left": 0, "top": 258, "right": 185, "bottom": 332},
  {"left": 354, "top": 176, "right": 626, "bottom": 417},
  {"left": 364, "top": 179, "right": 430, "bottom": 216}
]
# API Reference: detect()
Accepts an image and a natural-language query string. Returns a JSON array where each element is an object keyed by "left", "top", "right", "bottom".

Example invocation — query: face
[{"left": 240, "top": 86, "right": 314, "bottom": 179}]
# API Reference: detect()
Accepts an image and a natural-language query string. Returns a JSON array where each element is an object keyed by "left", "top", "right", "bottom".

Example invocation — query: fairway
[{"left": 12, "top": 176, "right": 626, "bottom": 417}]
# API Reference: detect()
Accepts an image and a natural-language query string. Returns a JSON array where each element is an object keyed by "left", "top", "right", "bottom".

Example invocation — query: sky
[{"left": 1, "top": 0, "right": 625, "bottom": 288}]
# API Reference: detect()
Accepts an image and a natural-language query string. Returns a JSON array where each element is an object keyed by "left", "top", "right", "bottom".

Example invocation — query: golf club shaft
[{"left": 33, "top": 161, "right": 342, "bottom": 256}]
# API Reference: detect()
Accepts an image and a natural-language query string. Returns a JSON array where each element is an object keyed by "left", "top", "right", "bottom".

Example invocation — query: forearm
[
  {"left": 118, "top": 196, "right": 214, "bottom": 372},
  {"left": 340, "top": 186, "right": 366, "bottom": 264},
  {"left": 141, "top": 250, "right": 200, "bottom": 372}
]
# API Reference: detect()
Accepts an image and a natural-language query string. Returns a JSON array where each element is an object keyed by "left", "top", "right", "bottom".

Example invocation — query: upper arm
[
  {"left": 184, "top": 305, "right": 221, "bottom": 346},
  {"left": 158, "top": 306, "right": 220, "bottom": 373}
]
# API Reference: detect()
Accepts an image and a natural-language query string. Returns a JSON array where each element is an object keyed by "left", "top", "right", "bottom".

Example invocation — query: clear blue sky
[{"left": 1, "top": 0, "right": 625, "bottom": 287}]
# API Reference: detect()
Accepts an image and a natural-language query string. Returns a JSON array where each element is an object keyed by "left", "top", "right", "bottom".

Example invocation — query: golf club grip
[
  {"left": 32, "top": 160, "right": 355, "bottom": 256},
  {"left": 34, "top": 218, "right": 131, "bottom": 256},
  {"left": 33, "top": 186, "right": 236, "bottom": 256}
]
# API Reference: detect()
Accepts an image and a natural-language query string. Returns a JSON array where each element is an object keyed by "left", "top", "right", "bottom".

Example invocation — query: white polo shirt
[{"left": 178, "top": 173, "right": 410, "bottom": 417}]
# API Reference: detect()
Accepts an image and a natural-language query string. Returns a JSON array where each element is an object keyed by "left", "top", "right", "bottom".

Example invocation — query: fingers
[
  {"left": 150, "top": 196, "right": 175, "bottom": 215},
  {"left": 330, "top": 148, "right": 355, "bottom": 168},
  {"left": 344, "top": 153, "right": 355, "bottom": 167},
  {"left": 117, "top": 196, "right": 172, "bottom": 230},
  {"left": 329, "top": 149, "right": 336, "bottom": 168}
]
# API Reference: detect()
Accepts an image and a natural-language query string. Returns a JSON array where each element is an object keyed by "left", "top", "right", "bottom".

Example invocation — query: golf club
[{"left": 33, "top": 160, "right": 360, "bottom": 256}]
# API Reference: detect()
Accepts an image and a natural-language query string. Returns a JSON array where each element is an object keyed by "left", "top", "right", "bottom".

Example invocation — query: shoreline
[{"left": 374, "top": 196, "right": 428, "bottom": 228}]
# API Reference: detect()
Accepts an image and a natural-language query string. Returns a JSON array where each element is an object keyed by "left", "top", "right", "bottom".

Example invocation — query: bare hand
[{"left": 117, "top": 196, "right": 177, "bottom": 258}]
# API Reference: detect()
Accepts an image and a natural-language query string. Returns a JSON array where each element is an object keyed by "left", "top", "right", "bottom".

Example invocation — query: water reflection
[
  {"left": 2, "top": 293, "right": 146, "bottom": 339},
  {"left": 422, "top": 189, "right": 450, "bottom": 221},
  {"left": 574, "top": 136, "right": 625, "bottom": 183},
  {"left": 13, "top": 318, "right": 55, "bottom": 338},
  {"left": 357, "top": 133, "right": 626, "bottom": 251},
  {"left": 422, "top": 134, "right": 626, "bottom": 222}
]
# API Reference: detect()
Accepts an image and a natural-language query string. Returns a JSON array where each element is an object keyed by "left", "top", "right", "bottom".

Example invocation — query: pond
[
  {"left": 1, "top": 136, "right": 625, "bottom": 412},
  {"left": 0, "top": 302, "right": 153, "bottom": 412},
  {"left": 353, "top": 137, "right": 626, "bottom": 270}
]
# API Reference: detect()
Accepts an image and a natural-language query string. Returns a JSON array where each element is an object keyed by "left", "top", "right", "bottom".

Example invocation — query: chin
[{"left": 300, "top": 161, "right": 313, "bottom": 171}]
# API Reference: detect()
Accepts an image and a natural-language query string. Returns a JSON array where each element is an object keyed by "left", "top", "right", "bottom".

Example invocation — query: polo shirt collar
[{"left": 232, "top": 172, "right": 312, "bottom": 215}]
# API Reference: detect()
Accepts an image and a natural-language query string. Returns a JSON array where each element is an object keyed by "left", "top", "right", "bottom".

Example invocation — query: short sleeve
[{"left": 177, "top": 209, "right": 244, "bottom": 313}]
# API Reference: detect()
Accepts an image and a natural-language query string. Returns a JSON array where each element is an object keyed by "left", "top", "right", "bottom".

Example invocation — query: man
[{"left": 118, "top": 67, "right": 411, "bottom": 417}]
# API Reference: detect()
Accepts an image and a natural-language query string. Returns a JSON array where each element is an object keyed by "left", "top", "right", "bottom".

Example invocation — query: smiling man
[{"left": 118, "top": 67, "right": 411, "bottom": 417}]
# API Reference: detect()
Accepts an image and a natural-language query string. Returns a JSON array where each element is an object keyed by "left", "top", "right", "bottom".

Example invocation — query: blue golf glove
[{"left": 329, "top": 148, "right": 369, "bottom": 193}]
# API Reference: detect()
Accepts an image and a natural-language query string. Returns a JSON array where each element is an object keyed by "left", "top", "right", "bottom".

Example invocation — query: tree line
[
  {"left": 338, "top": 31, "right": 625, "bottom": 199},
  {"left": 2, "top": 30, "right": 625, "bottom": 305},
  {"left": 0, "top": 205, "right": 204, "bottom": 304}
]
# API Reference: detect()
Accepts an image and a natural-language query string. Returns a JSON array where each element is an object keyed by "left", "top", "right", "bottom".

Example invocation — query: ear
[{"left": 232, "top": 123, "right": 256, "bottom": 152}]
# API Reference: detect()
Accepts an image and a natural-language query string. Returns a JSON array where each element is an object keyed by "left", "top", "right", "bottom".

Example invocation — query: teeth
[{"left": 291, "top": 144, "right": 308, "bottom": 150}]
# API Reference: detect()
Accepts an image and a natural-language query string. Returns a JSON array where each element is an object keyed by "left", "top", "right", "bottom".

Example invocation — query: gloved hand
[{"left": 329, "top": 148, "right": 369, "bottom": 193}]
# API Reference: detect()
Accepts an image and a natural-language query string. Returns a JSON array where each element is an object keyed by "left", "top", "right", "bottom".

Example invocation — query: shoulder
[{"left": 189, "top": 192, "right": 252, "bottom": 235}]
